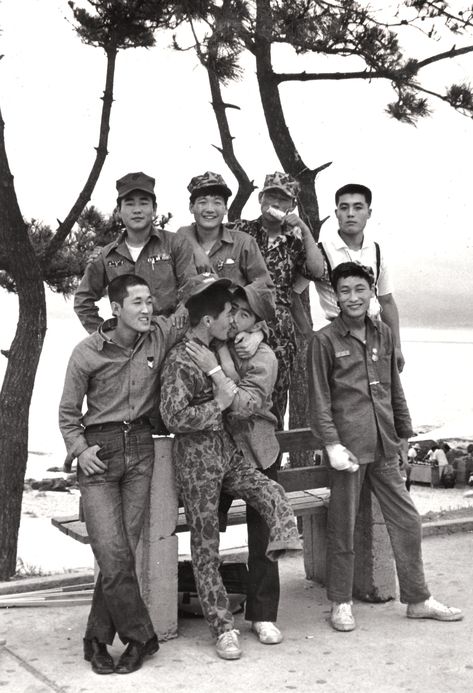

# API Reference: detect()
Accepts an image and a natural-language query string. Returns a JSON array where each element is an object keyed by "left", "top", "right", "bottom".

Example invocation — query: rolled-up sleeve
[{"left": 73, "top": 258, "right": 107, "bottom": 334}]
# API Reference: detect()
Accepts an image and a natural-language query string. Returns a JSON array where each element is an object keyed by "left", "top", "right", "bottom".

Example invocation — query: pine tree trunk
[
  {"left": 0, "top": 108, "right": 46, "bottom": 579},
  {"left": 254, "top": 0, "right": 323, "bottom": 464}
]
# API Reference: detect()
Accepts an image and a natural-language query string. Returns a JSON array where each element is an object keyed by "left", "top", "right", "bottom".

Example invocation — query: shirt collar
[
  {"left": 190, "top": 222, "right": 232, "bottom": 245},
  {"left": 331, "top": 314, "right": 380, "bottom": 338},
  {"left": 334, "top": 231, "right": 372, "bottom": 250},
  {"left": 105, "top": 226, "right": 162, "bottom": 254},
  {"left": 96, "top": 316, "right": 158, "bottom": 351}
]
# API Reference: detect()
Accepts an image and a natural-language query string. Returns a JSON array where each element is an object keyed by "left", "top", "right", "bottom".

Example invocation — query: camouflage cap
[
  {"left": 183, "top": 272, "right": 233, "bottom": 306},
  {"left": 260, "top": 171, "right": 300, "bottom": 200},
  {"left": 116, "top": 172, "right": 156, "bottom": 201},
  {"left": 187, "top": 171, "right": 232, "bottom": 201}
]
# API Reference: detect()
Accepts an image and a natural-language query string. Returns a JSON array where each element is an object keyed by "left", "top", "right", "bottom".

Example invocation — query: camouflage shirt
[
  {"left": 160, "top": 338, "right": 223, "bottom": 434},
  {"left": 226, "top": 216, "right": 313, "bottom": 309}
]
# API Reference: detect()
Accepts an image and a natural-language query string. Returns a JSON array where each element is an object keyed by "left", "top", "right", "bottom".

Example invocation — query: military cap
[
  {"left": 183, "top": 272, "right": 233, "bottom": 305},
  {"left": 116, "top": 172, "right": 156, "bottom": 201},
  {"left": 233, "top": 281, "right": 276, "bottom": 322},
  {"left": 187, "top": 171, "right": 232, "bottom": 202},
  {"left": 260, "top": 171, "right": 300, "bottom": 200}
]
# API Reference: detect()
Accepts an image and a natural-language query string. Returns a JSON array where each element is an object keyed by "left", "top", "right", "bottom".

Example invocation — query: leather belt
[{"left": 85, "top": 416, "right": 150, "bottom": 433}]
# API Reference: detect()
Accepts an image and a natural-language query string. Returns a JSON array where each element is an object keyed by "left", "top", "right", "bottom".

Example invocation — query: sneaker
[
  {"left": 407, "top": 596, "right": 463, "bottom": 622},
  {"left": 216, "top": 629, "right": 242, "bottom": 660},
  {"left": 330, "top": 602, "right": 356, "bottom": 632},
  {"left": 251, "top": 621, "right": 283, "bottom": 645}
]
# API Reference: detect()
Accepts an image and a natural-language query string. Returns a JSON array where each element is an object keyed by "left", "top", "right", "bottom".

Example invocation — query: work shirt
[
  {"left": 307, "top": 315, "right": 413, "bottom": 464},
  {"left": 226, "top": 216, "right": 314, "bottom": 309},
  {"left": 160, "top": 338, "right": 223, "bottom": 434},
  {"left": 176, "top": 223, "right": 274, "bottom": 292},
  {"left": 59, "top": 316, "right": 183, "bottom": 459},
  {"left": 226, "top": 342, "right": 279, "bottom": 470},
  {"left": 74, "top": 227, "right": 196, "bottom": 333},
  {"left": 315, "top": 233, "right": 393, "bottom": 319}
]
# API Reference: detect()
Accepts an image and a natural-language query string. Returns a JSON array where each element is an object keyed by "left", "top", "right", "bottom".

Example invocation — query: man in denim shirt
[
  {"left": 307, "top": 262, "right": 462, "bottom": 632},
  {"left": 60, "top": 274, "right": 185, "bottom": 675}
]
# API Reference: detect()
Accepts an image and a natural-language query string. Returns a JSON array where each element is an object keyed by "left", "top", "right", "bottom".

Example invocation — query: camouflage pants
[
  {"left": 173, "top": 429, "right": 300, "bottom": 638},
  {"left": 268, "top": 304, "right": 297, "bottom": 429}
]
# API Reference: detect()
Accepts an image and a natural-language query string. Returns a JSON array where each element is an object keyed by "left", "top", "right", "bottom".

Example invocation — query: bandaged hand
[{"left": 326, "top": 444, "right": 359, "bottom": 473}]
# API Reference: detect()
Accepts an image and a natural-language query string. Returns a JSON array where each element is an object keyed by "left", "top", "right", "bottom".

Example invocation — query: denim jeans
[
  {"left": 327, "top": 455, "right": 431, "bottom": 605},
  {"left": 79, "top": 423, "right": 156, "bottom": 645}
]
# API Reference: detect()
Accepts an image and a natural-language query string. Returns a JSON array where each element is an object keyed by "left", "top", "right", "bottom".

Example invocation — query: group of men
[{"left": 59, "top": 169, "right": 462, "bottom": 675}]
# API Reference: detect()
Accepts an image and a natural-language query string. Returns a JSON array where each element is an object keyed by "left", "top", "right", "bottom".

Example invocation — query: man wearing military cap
[
  {"left": 227, "top": 171, "right": 324, "bottom": 430},
  {"left": 74, "top": 171, "right": 196, "bottom": 333},
  {"left": 176, "top": 171, "right": 274, "bottom": 295}
]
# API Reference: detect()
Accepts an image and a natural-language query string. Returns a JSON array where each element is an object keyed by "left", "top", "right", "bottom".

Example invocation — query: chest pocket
[{"left": 216, "top": 259, "right": 239, "bottom": 281}]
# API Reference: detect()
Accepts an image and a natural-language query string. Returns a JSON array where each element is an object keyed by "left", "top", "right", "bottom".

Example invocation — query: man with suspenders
[{"left": 314, "top": 183, "right": 405, "bottom": 371}]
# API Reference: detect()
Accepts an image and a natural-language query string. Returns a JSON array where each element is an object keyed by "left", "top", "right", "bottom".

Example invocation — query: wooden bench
[{"left": 51, "top": 429, "right": 396, "bottom": 640}]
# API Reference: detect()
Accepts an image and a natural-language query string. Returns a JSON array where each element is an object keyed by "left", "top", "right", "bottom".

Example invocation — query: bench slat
[{"left": 51, "top": 486, "right": 330, "bottom": 544}]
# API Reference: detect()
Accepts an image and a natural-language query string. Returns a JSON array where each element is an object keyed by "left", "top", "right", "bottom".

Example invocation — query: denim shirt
[
  {"left": 307, "top": 315, "right": 414, "bottom": 464},
  {"left": 59, "top": 316, "right": 184, "bottom": 459}
]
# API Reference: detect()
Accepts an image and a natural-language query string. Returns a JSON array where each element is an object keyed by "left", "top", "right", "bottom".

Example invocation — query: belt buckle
[{"left": 122, "top": 420, "right": 131, "bottom": 432}]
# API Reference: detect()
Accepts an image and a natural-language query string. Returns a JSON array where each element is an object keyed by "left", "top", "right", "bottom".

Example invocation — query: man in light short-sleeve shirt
[{"left": 314, "top": 183, "right": 404, "bottom": 371}]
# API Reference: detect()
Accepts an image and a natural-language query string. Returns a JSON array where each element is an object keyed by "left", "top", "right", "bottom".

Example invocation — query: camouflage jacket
[
  {"left": 226, "top": 216, "right": 313, "bottom": 309},
  {"left": 160, "top": 338, "right": 223, "bottom": 434}
]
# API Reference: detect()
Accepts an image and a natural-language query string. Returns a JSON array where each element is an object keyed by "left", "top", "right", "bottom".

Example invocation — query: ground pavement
[{"left": 1, "top": 530, "right": 473, "bottom": 693}]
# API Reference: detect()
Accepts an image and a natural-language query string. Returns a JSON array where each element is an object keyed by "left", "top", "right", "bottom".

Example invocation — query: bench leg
[
  {"left": 302, "top": 507, "right": 327, "bottom": 584},
  {"left": 136, "top": 437, "right": 179, "bottom": 641},
  {"left": 353, "top": 486, "right": 396, "bottom": 602}
]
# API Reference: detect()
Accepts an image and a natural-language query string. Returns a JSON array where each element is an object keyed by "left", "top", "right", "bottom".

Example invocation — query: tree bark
[
  {"left": 0, "top": 108, "right": 47, "bottom": 579},
  {"left": 254, "top": 0, "right": 328, "bottom": 464},
  {"left": 43, "top": 45, "right": 118, "bottom": 262},
  {"left": 0, "top": 45, "right": 118, "bottom": 579}
]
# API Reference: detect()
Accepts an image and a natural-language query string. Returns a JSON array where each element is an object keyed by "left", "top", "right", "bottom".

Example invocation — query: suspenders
[{"left": 318, "top": 241, "right": 381, "bottom": 288}]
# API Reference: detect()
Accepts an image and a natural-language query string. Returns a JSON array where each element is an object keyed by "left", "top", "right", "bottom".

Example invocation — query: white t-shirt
[
  {"left": 125, "top": 241, "right": 145, "bottom": 262},
  {"left": 314, "top": 234, "right": 393, "bottom": 320},
  {"left": 429, "top": 449, "right": 448, "bottom": 467}
]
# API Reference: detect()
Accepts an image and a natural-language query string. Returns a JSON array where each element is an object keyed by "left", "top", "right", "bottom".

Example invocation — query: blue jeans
[
  {"left": 327, "top": 455, "right": 431, "bottom": 605},
  {"left": 79, "top": 423, "right": 156, "bottom": 645}
]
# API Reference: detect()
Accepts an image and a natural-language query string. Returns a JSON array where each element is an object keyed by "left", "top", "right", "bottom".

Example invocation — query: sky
[{"left": 1, "top": 0, "right": 473, "bottom": 327}]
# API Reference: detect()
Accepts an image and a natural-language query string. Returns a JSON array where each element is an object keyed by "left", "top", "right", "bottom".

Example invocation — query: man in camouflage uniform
[
  {"left": 160, "top": 273, "right": 301, "bottom": 661},
  {"left": 186, "top": 280, "right": 285, "bottom": 646},
  {"left": 74, "top": 172, "right": 195, "bottom": 333},
  {"left": 227, "top": 172, "right": 324, "bottom": 428}
]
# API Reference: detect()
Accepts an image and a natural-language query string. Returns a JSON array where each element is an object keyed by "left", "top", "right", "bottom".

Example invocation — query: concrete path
[{"left": 1, "top": 531, "right": 472, "bottom": 693}]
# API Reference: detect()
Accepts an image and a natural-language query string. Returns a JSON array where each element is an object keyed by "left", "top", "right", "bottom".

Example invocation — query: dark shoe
[
  {"left": 83, "top": 638, "right": 115, "bottom": 675},
  {"left": 115, "top": 634, "right": 159, "bottom": 675}
]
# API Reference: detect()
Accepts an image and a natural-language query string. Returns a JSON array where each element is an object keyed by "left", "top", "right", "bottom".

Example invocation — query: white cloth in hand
[{"left": 326, "top": 444, "right": 359, "bottom": 473}]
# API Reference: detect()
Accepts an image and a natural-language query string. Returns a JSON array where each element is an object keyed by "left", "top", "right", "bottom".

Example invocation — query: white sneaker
[
  {"left": 407, "top": 596, "right": 463, "bottom": 622},
  {"left": 251, "top": 621, "right": 283, "bottom": 644},
  {"left": 330, "top": 602, "right": 356, "bottom": 632},
  {"left": 216, "top": 629, "right": 242, "bottom": 660}
]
